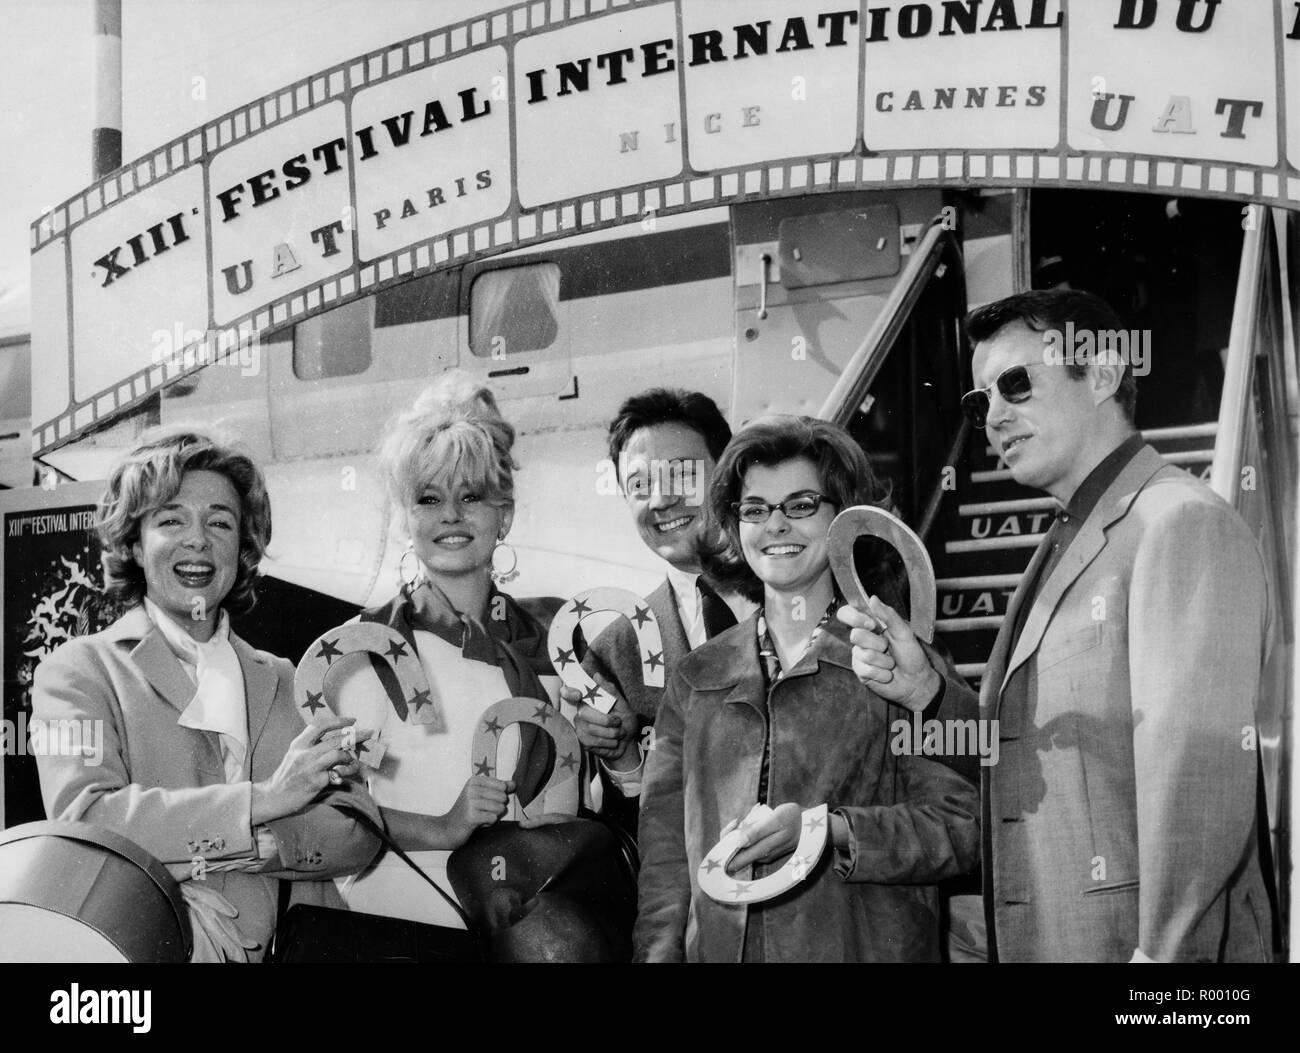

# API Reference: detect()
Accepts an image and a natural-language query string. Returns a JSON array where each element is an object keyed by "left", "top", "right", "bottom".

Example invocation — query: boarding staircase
[
  {"left": 817, "top": 215, "right": 1225, "bottom": 688},
  {"left": 934, "top": 421, "right": 1219, "bottom": 686},
  {"left": 823, "top": 207, "right": 1293, "bottom": 951}
]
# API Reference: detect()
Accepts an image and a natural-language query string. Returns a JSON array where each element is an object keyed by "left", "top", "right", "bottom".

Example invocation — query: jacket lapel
[
  {"left": 232, "top": 632, "right": 279, "bottom": 757},
  {"left": 115, "top": 606, "right": 225, "bottom": 777},
  {"left": 647, "top": 578, "right": 691, "bottom": 659},
  {"left": 982, "top": 538, "right": 1051, "bottom": 714},
  {"left": 688, "top": 612, "right": 765, "bottom": 716},
  {"left": 996, "top": 445, "right": 1166, "bottom": 699},
  {"left": 115, "top": 607, "right": 195, "bottom": 714}
]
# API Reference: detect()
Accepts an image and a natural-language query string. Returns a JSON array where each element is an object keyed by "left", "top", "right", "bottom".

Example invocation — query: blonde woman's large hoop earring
[
  {"left": 490, "top": 538, "right": 519, "bottom": 585},
  {"left": 399, "top": 540, "right": 423, "bottom": 590}
]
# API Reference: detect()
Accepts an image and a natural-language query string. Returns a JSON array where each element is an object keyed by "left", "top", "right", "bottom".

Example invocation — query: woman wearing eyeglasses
[{"left": 633, "top": 415, "right": 979, "bottom": 962}]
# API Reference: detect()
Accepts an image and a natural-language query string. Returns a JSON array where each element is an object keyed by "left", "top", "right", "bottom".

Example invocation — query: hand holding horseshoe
[
  {"left": 828, "top": 506, "right": 942, "bottom": 714},
  {"left": 837, "top": 600, "right": 942, "bottom": 713}
]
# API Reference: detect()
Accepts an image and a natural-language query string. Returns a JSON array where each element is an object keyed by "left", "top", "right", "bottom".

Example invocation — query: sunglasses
[{"left": 961, "top": 363, "right": 1051, "bottom": 428}]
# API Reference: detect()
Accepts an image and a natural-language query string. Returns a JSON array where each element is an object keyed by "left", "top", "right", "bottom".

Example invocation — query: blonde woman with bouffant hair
[{"left": 326, "top": 371, "right": 567, "bottom": 954}]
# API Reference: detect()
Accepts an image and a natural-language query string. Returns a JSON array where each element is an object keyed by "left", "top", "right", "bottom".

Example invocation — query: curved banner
[{"left": 30, "top": 0, "right": 1300, "bottom": 454}]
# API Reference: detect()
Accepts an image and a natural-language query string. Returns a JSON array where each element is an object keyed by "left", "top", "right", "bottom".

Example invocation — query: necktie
[{"left": 697, "top": 577, "right": 738, "bottom": 639}]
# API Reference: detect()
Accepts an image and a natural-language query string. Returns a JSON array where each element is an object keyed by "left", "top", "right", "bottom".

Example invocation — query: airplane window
[
  {"left": 292, "top": 297, "right": 373, "bottom": 380},
  {"left": 469, "top": 263, "right": 559, "bottom": 357}
]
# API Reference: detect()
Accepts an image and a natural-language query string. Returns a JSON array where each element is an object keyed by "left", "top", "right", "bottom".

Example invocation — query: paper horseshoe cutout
[
  {"left": 697, "top": 803, "right": 830, "bottom": 905},
  {"left": 827, "top": 505, "right": 936, "bottom": 643},
  {"left": 295, "top": 622, "right": 444, "bottom": 767},
  {"left": 470, "top": 698, "right": 581, "bottom": 819},
  {"left": 546, "top": 587, "right": 664, "bottom": 713}
]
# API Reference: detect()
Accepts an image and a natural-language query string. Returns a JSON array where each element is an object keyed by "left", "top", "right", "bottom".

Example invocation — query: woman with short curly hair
[
  {"left": 95, "top": 429, "right": 273, "bottom": 619},
  {"left": 32, "top": 427, "right": 381, "bottom": 961},
  {"left": 634, "top": 415, "right": 979, "bottom": 962}
]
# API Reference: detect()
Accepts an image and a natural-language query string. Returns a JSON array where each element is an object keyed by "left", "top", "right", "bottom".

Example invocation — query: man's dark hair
[
  {"left": 607, "top": 388, "right": 732, "bottom": 477},
  {"left": 965, "top": 289, "right": 1138, "bottom": 422}
]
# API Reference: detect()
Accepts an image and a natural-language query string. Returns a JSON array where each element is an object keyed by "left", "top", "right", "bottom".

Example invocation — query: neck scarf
[
  {"left": 145, "top": 598, "right": 248, "bottom": 782},
  {"left": 360, "top": 581, "right": 554, "bottom": 803},
  {"left": 360, "top": 580, "right": 546, "bottom": 718}
]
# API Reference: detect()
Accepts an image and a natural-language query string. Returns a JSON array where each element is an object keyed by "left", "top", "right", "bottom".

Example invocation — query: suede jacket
[{"left": 634, "top": 614, "right": 980, "bottom": 963}]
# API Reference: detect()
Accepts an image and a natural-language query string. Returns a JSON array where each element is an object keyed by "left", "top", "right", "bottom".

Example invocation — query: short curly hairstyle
[
  {"left": 376, "top": 370, "right": 518, "bottom": 511},
  {"left": 96, "top": 428, "right": 272, "bottom": 615},
  {"left": 707, "top": 415, "right": 890, "bottom": 594}
]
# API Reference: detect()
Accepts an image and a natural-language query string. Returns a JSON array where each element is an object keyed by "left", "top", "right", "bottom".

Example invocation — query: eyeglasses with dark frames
[{"left": 733, "top": 491, "right": 831, "bottom": 524}]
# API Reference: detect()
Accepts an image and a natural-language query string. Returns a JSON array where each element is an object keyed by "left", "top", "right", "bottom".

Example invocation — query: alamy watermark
[
  {"left": 2, "top": 714, "right": 104, "bottom": 766},
  {"left": 1042, "top": 322, "right": 1151, "bottom": 377},
  {"left": 595, "top": 454, "right": 708, "bottom": 506},
  {"left": 151, "top": 323, "right": 262, "bottom": 377},
  {"left": 890, "top": 712, "right": 999, "bottom": 767}
]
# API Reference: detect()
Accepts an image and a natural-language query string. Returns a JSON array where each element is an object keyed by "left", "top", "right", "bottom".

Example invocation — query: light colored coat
[
  {"left": 32, "top": 605, "right": 382, "bottom": 960},
  {"left": 974, "top": 445, "right": 1273, "bottom": 962}
]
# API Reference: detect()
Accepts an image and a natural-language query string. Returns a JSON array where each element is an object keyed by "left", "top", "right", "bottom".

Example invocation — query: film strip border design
[
  {"left": 29, "top": 0, "right": 667, "bottom": 251},
  {"left": 34, "top": 143, "right": 1300, "bottom": 455},
  {"left": 29, "top": 0, "right": 1300, "bottom": 250}
]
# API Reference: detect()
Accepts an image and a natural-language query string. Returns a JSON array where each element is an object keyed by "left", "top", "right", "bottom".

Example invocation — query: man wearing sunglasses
[{"left": 840, "top": 289, "right": 1273, "bottom": 963}]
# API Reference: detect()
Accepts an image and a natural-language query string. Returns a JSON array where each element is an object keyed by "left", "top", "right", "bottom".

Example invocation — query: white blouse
[{"left": 330, "top": 628, "right": 522, "bottom": 928}]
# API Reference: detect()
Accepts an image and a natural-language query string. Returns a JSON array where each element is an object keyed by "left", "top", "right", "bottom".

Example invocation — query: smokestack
[{"left": 92, "top": 0, "right": 122, "bottom": 178}]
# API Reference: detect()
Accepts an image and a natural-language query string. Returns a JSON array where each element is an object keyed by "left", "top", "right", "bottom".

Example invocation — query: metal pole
[{"left": 91, "top": 0, "right": 122, "bottom": 178}]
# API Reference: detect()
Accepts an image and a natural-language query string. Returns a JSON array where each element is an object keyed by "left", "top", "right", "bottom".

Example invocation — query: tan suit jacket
[
  {"left": 31, "top": 605, "right": 382, "bottom": 960},
  {"left": 973, "top": 445, "right": 1273, "bottom": 961}
]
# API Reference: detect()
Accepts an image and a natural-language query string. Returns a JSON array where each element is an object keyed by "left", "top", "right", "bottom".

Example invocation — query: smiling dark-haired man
[
  {"left": 840, "top": 288, "right": 1274, "bottom": 962},
  {"left": 563, "top": 389, "right": 754, "bottom": 834}
]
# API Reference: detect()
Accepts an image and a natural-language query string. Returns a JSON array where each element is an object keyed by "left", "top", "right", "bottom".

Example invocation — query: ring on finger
[{"left": 328, "top": 768, "right": 343, "bottom": 786}]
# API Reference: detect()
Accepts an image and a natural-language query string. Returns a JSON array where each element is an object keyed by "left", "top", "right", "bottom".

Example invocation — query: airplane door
[
  {"left": 730, "top": 191, "right": 947, "bottom": 423},
  {"left": 456, "top": 259, "right": 574, "bottom": 401}
]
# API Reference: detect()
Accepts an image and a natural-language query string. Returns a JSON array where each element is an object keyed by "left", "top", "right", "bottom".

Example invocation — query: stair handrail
[
  {"left": 819, "top": 216, "right": 955, "bottom": 428},
  {"left": 918, "top": 417, "right": 971, "bottom": 542},
  {"left": 1209, "top": 219, "right": 1266, "bottom": 502}
]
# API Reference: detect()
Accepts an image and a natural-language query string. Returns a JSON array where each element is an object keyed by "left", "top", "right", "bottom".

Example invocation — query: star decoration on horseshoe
[
  {"left": 383, "top": 639, "right": 409, "bottom": 661},
  {"left": 316, "top": 638, "right": 342, "bottom": 664},
  {"left": 570, "top": 598, "right": 593, "bottom": 617},
  {"left": 645, "top": 650, "right": 664, "bottom": 672},
  {"left": 469, "top": 697, "right": 581, "bottom": 821},
  {"left": 553, "top": 646, "right": 575, "bottom": 670},
  {"left": 301, "top": 691, "right": 325, "bottom": 715},
  {"left": 409, "top": 688, "right": 432, "bottom": 711},
  {"left": 698, "top": 803, "right": 829, "bottom": 906},
  {"left": 581, "top": 684, "right": 603, "bottom": 705},
  {"left": 631, "top": 605, "right": 651, "bottom": 628}
]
